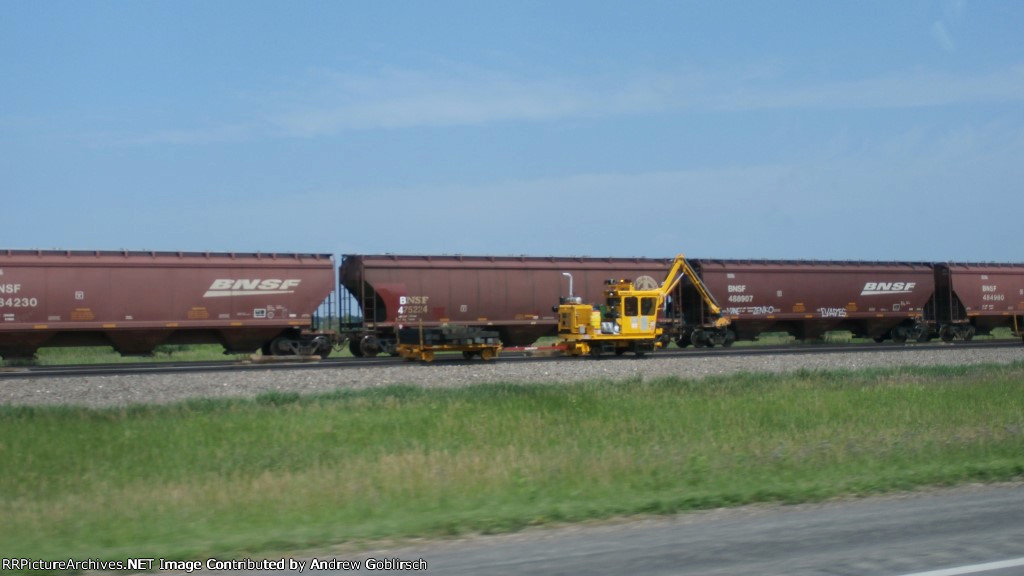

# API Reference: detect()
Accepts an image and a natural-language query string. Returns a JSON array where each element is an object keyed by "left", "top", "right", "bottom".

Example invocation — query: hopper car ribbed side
[
  {"left": 686, "top": 260, "right": 937, "bottom": 344},
  {"left": 0, "top": 250, "right": 336, "bottom": 359}
]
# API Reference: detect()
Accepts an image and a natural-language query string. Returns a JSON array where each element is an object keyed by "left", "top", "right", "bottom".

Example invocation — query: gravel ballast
[{"left": 1, "top": 346, "right": 1022, "bottom": 408}]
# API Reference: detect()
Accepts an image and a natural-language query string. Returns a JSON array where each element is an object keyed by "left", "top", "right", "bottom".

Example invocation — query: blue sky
[{"left": 3, "top": 1, "right": 1022, "bottom": 261}]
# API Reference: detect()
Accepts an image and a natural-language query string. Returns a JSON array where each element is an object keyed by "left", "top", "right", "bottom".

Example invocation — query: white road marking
[{"left": 896, "top": 557, "right": 1024, "bottom": 576}]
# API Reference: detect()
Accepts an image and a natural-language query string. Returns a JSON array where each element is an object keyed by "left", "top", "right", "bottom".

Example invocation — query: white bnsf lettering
[
  {"left": 203, "top": 278, "right": 301, "bottom": 298},
  {"left": 982, "top": 284, "right": 1004, "bottom": 302},
  {"left": 860, "top": 281, "right": 916, "bottom": 296},
  {"left": 398, "top": 295, "right": 430, "bottom": 316},
  {"left": 0, "top": 284, "right": 22, "bottom": 293}
]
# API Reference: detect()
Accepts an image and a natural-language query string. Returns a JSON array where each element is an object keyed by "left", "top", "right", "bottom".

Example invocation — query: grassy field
[{"left": 2, "top": 361, "right": 1023, "bottom": 564}]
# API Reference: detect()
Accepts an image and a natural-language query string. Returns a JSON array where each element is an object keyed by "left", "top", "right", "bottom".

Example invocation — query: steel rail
[{"left": 1, "top": 339, "right": 1021, "bottom": 380}]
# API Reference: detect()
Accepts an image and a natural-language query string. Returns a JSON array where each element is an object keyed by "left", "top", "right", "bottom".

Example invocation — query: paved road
[{"left": 193, "top": 484, "right": 1024, "bottom": 576}]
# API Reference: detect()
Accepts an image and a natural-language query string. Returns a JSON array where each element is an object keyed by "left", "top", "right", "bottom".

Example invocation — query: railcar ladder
[{"left": 361, "top": 285, "right": 378, "bottom": 328}]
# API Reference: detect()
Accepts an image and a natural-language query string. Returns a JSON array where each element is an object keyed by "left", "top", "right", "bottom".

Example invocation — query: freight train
[
  {"left": 338, "top": 254, "right": 1024, "bottom": 356},
  {"left": 1, "top": 249, "right": 1022, "bottom": 361}
]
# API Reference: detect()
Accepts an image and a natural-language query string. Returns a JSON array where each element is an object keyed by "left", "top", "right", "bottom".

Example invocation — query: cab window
[
  {"left": 624, "top": 296, "right": 638, "bottom": 316},
  {"left": 641, "top": 297, "right": 656, "bottom": 316}
]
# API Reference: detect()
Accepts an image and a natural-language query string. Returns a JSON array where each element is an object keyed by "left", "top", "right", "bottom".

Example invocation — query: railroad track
[{"left": 2, "top": 339, "right": 1020, "bottom": 380}]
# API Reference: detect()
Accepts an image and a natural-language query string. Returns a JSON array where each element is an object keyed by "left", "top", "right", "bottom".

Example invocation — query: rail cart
[{"left": 395, "top": 324, "right": 502, "bottom": 362}]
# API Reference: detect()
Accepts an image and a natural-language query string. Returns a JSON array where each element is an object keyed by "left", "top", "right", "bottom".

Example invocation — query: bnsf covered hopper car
[
  {"left": 684, "top": 260, "right": 936, "bottom": 344},
  {"left": 339, "top": 254, "right": 679, "bottom": 356},
  {"left": 0, "top": 250, "right": 335, "bottom": 360},
  {"left": 932, "top": 263, "right": 1024, "bottom": 342}
]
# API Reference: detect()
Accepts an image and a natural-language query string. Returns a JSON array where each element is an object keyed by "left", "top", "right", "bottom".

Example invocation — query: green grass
[
  {"left": 2, "top": 363, "right": 1023, "bottom": 565},
  {"left": 2, "top": 343, "right": 357, "bottom": 367},
  {"left": 0, "top": 344, "right": 244, "bottom": 367}
]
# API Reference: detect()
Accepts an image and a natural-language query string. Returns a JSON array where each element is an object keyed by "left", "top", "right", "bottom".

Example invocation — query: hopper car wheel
[
  {"left": 462, "top": 351, "right": 477, "bottom": 360},
  {"left": 690, "top": 329, "right": 706, "bottom": 348},
  {"left": 697, "top": 332, "right": 715, "bottom": 348},
  {"left": 359, "top": 335, "right": 382, "bottom": 357},
  {"left": 270, "top": 336, "right": 298, "bottom": 356},
  {"left": 349, "top": 339, "right": 365, "bottom": 357},
  {"left": 722, "top": 330, "right": 736, "bottom": 347},
  {"left": 964, "top": 326, "right": 975, "bottom": 341},
  {"left": 891, "top": 327, "right": 908, "bottom": 344},
  {"left": 675, "top": 335, "right": 691, "bottom": 348},
  {"left": 480, "top": 349, "right": 497, "bottom": 361},
  {"left": 939, "top": 325, "right": 955, "bottom": 343}
]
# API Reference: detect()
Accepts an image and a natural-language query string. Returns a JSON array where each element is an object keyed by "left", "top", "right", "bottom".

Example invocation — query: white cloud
[
  {"left": 112, "top": 63, "right": 1024, "bottom": 143},
  {"left": 270, "top": 65, "right": 1024, "bottom": 136},
  {"left": 268, "top": 68, "right": 692, "bottom": 136},
  {"left": 930, "top": 21, "right": 956, "bottom": 54},
  {"left": 716, "top": 67, "right": 1024, "bottom": 111}
]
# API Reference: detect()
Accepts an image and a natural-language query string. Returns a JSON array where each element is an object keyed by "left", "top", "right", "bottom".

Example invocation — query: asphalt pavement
[{"left": 184, "top": 483, "right": 1024, "bottom": 576}]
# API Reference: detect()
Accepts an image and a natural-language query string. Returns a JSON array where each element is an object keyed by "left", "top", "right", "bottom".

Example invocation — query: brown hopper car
[
  {"left": 933, "top": 263, "right": 1024, "bottom": 341},
  {"left": 0, "top": 250, "right": 335, "bottom": 359},
  {"left": 686, "top": 260, "right": 936, "bottom": 343}
]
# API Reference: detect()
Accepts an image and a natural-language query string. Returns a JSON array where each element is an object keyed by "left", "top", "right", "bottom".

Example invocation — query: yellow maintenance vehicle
[{"left": 556, "top": 254, "right": 729, "bottom": 357}]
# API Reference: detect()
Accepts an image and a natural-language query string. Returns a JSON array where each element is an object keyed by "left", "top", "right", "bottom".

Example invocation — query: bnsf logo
[
  {"left": 203, "top": 278, "right": 301, "bottom": 298},
  {"left": 860, "top": 281, "right": 916, "bottom": 296}
]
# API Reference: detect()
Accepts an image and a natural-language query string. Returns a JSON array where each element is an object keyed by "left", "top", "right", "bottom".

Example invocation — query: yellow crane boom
[{"left": 662, "top": 254, "right": 730, "bottom": 328}]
